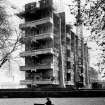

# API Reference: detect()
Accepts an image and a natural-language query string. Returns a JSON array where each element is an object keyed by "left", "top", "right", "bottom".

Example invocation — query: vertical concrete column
[{"left": 59, "top": 17, "right": 66, "bottom": 88}]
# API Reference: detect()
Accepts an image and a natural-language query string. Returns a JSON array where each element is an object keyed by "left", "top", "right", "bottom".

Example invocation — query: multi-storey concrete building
[
  {"left": 18, "top": 0, "right": 89, "bottom": 88},
  {"left": 66, "top": 25, "right": 89, "bottom": 88}
]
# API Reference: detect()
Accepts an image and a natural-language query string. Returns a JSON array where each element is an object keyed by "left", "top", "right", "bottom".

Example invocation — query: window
[
  {"left": 67, "top": 61, "right": 71, "bottom": 69},
  {"left": 67, "top": 49, "right": 70, "bottom": 57},
  {"left": 67, "top": 73, "right": 71, "bottom": 81},
  {"left": 66, "top": 38, "right": 70, "bottom": 45}
]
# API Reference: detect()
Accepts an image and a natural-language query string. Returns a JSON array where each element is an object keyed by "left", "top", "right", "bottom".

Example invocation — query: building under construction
[{"left": 18, "top": 0, "right": 89, "bottom": 89}]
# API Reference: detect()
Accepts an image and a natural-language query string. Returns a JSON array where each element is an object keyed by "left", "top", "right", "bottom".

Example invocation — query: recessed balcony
[
  {"left": 20, "top": 48, "right": 59, "bottom": 57},
  {"left": 20, "top": 63, "right": 54, "bottom": 71},
  {"left": 20, "top": 33, "right": 54, "bottom": 43},
  {"left": 19, "top": 17, "right": 53, "bottom": 29}
]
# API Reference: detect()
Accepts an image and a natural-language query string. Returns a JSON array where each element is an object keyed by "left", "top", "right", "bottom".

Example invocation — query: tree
[
  {"left": 84, "top": 0, "right": 105, "bottom": 74},
  {"left": 69, "top": 0, "right": 105, "bottom": 74},
  {"left": 0, "top": 0, "right": 21, "bottom": 68}
]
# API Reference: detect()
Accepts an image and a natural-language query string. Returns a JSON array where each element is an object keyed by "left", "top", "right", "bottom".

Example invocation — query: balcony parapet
[
  {"left": 19, "top": 17, "right": 53, "bottom": 29},
  {"left": 33, "top": 80, "right": 53, "bottom": 85},
  {"left": 20, "top": 48, "right": 59, "bottom": 57},
  {"left": 20, "top": 80, "right": 33, "bottom": 85},
  {"left": 20, "top": 33, "right": 54, "bottom": 43},
  {"left": 20, "top": 63, "right": 54, "bottom": 71}
]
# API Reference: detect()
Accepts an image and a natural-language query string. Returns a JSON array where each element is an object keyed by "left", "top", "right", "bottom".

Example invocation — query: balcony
[
  {"left": 20, "top": 79, "right": 53, "bottom": 85},
  {"left": 20, "top": 48, "right": 59, "bottom": 57},
  {"left": 33, "top": 80, "right": 53, "bottom": 85},
  {"left": 20, "top": 63, "right": 54, "bottom": 71},
  {"left": 20, "top": 17, "right": 53, "bottom": 29},
  {"left": 20, "top": 33, "right": 54, "bottom": 43}
]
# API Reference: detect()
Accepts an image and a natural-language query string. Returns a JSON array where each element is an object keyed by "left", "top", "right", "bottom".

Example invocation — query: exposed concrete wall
[
  {"left": 84, "top": 44, "right": 89, "bottom": 86},
  {"left": 66, "top": 26, "right": 75, "bottom": 86},
  {"left": 23, "top": 1, "right": 61, "bottom": 86},
  {"left": 53, "top": 55, "right": 59, "bottom": 84},
  {"left": 59, "top": 12, "right": 66, "bottom": 88},
  {"left": 19, "top": 0, "right": 89, "bottom": 88}
]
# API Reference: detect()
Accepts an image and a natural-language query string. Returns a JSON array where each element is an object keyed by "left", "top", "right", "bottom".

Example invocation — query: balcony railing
[
  {"left": 33, "top": 80, "right": 53, "bottom": 85},
  {"left": 20, "top": 79, "right": 53, "bottom": 85},
  {"left": 20, "top": 17, "right": 53, "bottom": 29},
  {"left": 20, "top": 33, "right": 54, "bottom": 43},
  {"left": 20, "top": 48, "right": 59, "bottom": 57},
  {"left": 20, "top": 63, "right": 54, "bottom": 71},
  {"left": 20, "top": 80, "right": 33, "bottom": 85}
]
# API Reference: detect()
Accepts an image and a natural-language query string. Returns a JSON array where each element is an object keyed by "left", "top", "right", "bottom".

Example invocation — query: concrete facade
[{"left": 18, "top": 0, "right": 89, "bottom": 89}]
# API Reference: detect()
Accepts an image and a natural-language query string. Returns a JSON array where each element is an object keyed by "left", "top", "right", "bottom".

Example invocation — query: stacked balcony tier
[
  {"left": 20, "top": 48, "right": 59, "bottom": 57},
  {"left": 20, "top": 17, "right": 53, "bottom": 29},
  {"left": 20, "top": 63, "right": 54, "bottom": 71},
  {"left": 20, "top": 33, "right": 55, "bottom": 43}
]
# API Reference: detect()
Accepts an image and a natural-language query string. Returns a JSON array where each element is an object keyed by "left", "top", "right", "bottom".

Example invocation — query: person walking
[{"left": 45, "top": 97, "right": 52, "bottom": 105}]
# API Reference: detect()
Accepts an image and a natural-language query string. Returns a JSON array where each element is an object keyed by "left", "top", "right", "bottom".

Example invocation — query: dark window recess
[
  {"left": 25, "top": 2, "right": 37, "bottom": 12},
  {"left": 30, "top": 42, "right": 35, "bottom": 50},
  {"left": 67, "top": 61, "right": 71, "bottom": 69},
  {"left": 71, "top": 42, "right": 74, "bottom": 51},
  {"left": 80, "top": 67, "right": 83, "bottom": 73},
  {"left": 67, "top": 73, "right": 71, "bottom": 81},
  {"left": 26, "top": 72, "right": 33, "bottom": 80},
  {"left": 80, "top": 75, "right": 83, "bottom": 82},
  {"left": 66, "top": 38, "right": 70, "bottom": 45},
  {"left": 40, "top": 0, "right": 52, "bottom": 8},
  {"left": 67, "top": 50, "right": 70, "bottom": 57}
]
